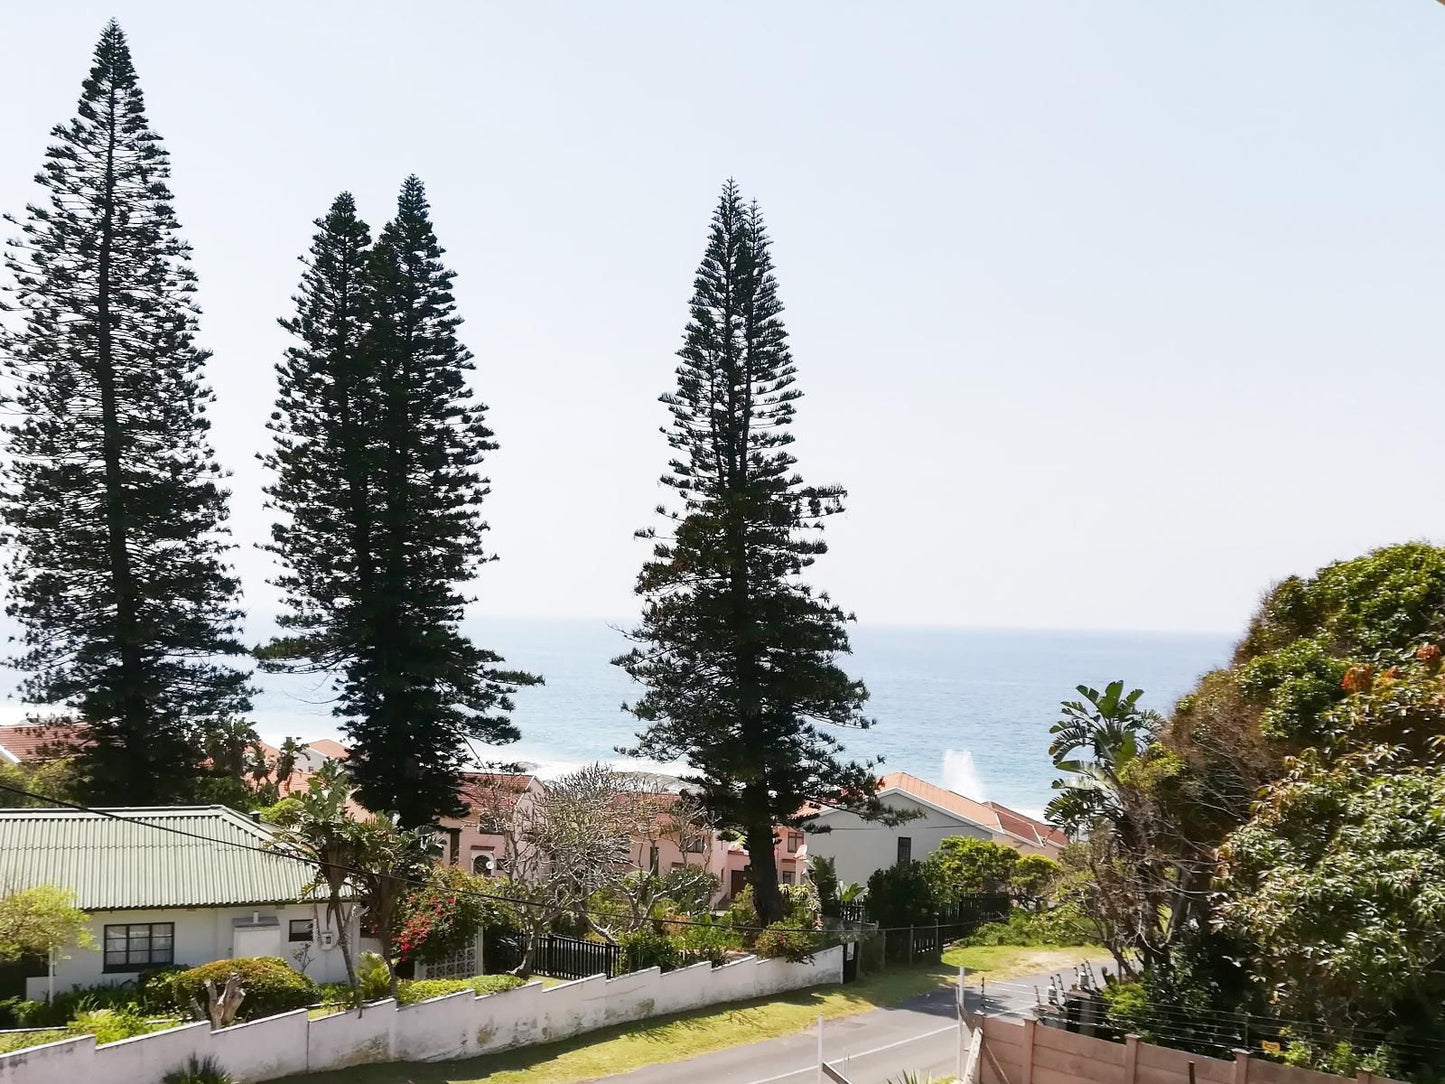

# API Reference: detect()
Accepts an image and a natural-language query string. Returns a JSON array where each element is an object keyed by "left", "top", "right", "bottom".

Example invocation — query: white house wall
[
  {"left": 0, "top": 947, "right": 844, "bottom": 1084},
  {"left": 30, "top": 904, "right": 360, "bottom": 999},
  {"left": 805, "top": 793, "right": 992, "bottom": 887}
]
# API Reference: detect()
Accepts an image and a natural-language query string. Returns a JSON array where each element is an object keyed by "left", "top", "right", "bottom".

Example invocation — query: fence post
[
  {"left": 816, "top": 1013, "right": 824, "bottom": 1084},
  {"left": 1125, "top": 1034, "right": 1140, "bottom": 1084},
  {"left": 956, "top": 966, "right": 967, "bottom": 1079},
  {"left": 908, "top": 925, "right": 915, "bottom": 961},
  {"left": 934, "top": 920, "right": 941, "bottom": 960},
  {"left": 1021, "top": 1018, "right": 1037, "bottom": 1084},
  {"left": 1234, "top": 1049, "right": 1251, "bottom": 1084}
]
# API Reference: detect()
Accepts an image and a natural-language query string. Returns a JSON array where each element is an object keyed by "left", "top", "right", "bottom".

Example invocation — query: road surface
[{"left": 601, "top": 959, "right": 1109, "bottom": 1084}]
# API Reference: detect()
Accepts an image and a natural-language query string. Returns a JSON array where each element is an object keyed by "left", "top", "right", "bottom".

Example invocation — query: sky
[{"left": 1, "top": 2, "right": 1443, "bottom": 635}]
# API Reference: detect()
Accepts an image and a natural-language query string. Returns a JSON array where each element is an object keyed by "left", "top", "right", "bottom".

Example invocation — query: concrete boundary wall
[{"left": 0, "top": 946, "right": 843, "bottom": 1084}]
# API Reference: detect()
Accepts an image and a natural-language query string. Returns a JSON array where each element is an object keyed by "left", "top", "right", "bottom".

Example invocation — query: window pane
[
  {"left": 153, "top": 946, "right": 173, "bottom": 964},
  {"left": 104, "top": 951, "right": 126, "bottom": 966}
]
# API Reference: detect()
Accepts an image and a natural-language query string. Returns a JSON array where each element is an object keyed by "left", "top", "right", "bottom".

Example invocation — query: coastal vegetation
[{"left": 1052, "top": 543, "right": 1445, "bottom": 1078}]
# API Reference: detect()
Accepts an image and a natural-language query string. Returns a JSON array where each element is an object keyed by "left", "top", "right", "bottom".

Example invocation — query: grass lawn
[{"left": 270, "top": 944, "right": 1100, "bottom": 1084}]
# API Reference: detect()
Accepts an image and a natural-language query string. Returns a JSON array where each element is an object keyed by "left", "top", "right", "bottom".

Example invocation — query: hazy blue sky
[{"left": 1, "top": 2, "right": 1442, "bottom": 634}]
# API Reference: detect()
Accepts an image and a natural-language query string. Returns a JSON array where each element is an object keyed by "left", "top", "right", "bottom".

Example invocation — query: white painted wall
[
  {"left": 0, "top": 947, "right": 844, "bottom": 1084},
  {"left": 804, "top": 794, "right": 991, "bottom": 887},
  {"left": 27, "top": 904, "right": 359, "bottom": 1000}
]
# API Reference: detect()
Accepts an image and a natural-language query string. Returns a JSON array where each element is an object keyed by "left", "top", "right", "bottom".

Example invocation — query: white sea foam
[{"left": 942, "top": 747, "right": 987, "bottom": 801}]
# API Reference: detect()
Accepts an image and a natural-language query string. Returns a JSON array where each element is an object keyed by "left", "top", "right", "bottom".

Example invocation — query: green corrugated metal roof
[{"left": 0, "top": 806, "right": 315, "bottom": 911}]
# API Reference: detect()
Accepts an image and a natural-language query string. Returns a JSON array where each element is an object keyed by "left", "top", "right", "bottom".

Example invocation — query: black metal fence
[{"left": 486, "top": 932, "right": 622, "bottom": 981}]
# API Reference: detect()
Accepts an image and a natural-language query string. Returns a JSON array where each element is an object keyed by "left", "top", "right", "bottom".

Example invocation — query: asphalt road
[{"left": 600, "top": 959, "right": 1109, "bottom": 1084}]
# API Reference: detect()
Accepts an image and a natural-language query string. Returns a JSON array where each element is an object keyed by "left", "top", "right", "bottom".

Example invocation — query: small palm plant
[{"left": 161, "top": 1055, "right": 234, "bottom": 1084}]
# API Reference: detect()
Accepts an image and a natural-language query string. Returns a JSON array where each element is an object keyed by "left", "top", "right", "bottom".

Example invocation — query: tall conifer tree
[
  {"left": 0, "top": 21, "right": 252, "bottom": 804},
  {"left": 616, "top": 180, "right": 889, "bottom": 925},
  {"left": 264, "top": 178, "right": 533, "bottom": 827}
]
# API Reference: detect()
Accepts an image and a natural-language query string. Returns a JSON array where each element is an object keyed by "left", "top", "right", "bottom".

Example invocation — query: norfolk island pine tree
[
  {"left": 615, "top": 180, "right": 899, "bottom": 926},
  {"left": 0, "top": 21, "right": 253, "bottom": 804}
]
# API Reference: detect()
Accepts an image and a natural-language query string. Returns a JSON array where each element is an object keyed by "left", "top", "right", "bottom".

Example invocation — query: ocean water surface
[{"left": 248, "top": 620, "right": 1233, "bottom": 815}]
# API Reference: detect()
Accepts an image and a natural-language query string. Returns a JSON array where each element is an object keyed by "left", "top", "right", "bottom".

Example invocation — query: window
[
  {"left": 780, "top": 870, "right": 795, "bottom": 884},
  {"left": 103, "top": 922, "right": 173, "bottom": 972},
  {"left": 685, "top": 835, "right": 706, "bottom": 854},
  {"left": 288, "top": 919, "right": 314, "bottom": 943},
  {"left": 896, "top": 836, "right": 912, "bottom": 866},
  {"left": 786, "top": 833, "right": 801, "bottom": 854}
]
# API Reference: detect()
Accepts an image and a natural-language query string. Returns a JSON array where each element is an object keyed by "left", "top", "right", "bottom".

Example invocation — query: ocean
[{"left": 246, "top": 619, "right": 1234, "bottom": 817}]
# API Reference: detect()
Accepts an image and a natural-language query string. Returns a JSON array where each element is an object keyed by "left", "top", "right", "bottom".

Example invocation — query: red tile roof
[
  {"left": 876, "top": 772, "right": 1064, "bottom": 851},
  {"left": 304, "top": 739, "right": 349, "bottom": 760},
  {"left": 0, "top": 722, "right": 89, "bottom": 763}
]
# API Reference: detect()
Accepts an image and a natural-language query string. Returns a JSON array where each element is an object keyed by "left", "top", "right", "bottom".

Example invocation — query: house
[
  {"left": 803, "top": 771, "right": 1064, "bottom": 889},
  {"left": 0, "top": 721, "right": 87, "bottom": 764},
  {"left": 437, "top": 772, "right": 545, "bottom": 875},
  {"left": 0, "top": 805, "right": 362, "bottom": 999}
]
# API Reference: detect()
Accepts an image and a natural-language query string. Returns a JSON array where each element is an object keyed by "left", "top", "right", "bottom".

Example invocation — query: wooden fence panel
[
  {"left": 1031, "top": 1040, "right": 1127, "bottom": 1084},
  {"left": 980, "top": 1017, "right": 1408, "bottom": 1084},
  {"left": 1137, "top": 1043, "right": 1236, "bottom": 1083},
  {"left": 1034, "top": 1023, "right": 1127, "bottom": 1066}
]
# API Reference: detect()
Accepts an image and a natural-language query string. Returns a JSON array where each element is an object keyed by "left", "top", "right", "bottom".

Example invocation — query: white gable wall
[
  {"left": 30, "top": 904, "right": 362, "bottom": 999},
  {"left": 804, "top": 792, "right": 991, "bottom": 887}
]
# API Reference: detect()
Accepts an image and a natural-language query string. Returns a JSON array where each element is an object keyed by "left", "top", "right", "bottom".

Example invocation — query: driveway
[{"left": 600, "top": 959, "right": 1109, "bottom": 1084}]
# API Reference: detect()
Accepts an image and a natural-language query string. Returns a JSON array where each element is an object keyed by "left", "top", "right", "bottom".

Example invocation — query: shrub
[
  {"left": 356, "top": 951, "right": 391, "bottom": 1002},
  {"left": 0, "top": 996, "right": 40, "bottom": 1028},
  {"left": 781, "top": 881, "right": 821, "bottom": 926},
  {"left": 396, "top": 866, "right": 505, "bottom": 965},
  {"left": 754, "top": 921, "right": 832, "bottom": 963},
  {"left": 672, "top": 915, "right": 742, "bottom": 966},
  {"left": 724, "top": 885, "right": 758, "bottom": 930},
  {"left": 657, "top": 866, "right": 720, "bottom": 915},
  {"left": 963, "top": 905, "right": 1095, "bottom": 947},
  {"left": 6, "top": 981, "right": 141, "bottom": 1026},
  {"left": 66, "top": 1007, "right": 156, "bottom": 1044},
  {"left": 396, "top": 974, "right": 522, "bottom": 1005},
  {"left": 162, "top": 1055, "right": 234, "bottom": 1084},
  {"left": 169, "top": 957, "right": 318, "bottom": 1021},
  {"left": 807, "top": 855, "right": 840, "bottom": 917},
  {"left": 865, "top": 861, "right": 937, "bottom": 928},
  {"left": 619, "top": 926, "right": 681, "bottom": 973}
]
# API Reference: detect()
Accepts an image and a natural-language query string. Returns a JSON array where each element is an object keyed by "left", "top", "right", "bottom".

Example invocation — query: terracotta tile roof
[
  {"left": 304, "top": 739, "right": 349, "bottom": 760},
  {"left": 986, "top": 801, "right": 1066, "bottom": 848},
  {"left": 878, "top": 771, "right": 998, "bottom": 828},
  {"left": 876, "top": 772, "right": 1063, "bottom": 850},
  {"left": 0, "top": 722, "right": 89, "bottom": 763}
]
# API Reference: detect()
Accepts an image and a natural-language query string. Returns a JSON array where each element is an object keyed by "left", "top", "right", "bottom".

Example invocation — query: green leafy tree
[
  {"left": 616, "top": 180, "right": 889, "bottom": 926},
  {"left": 262, "top": 182, "right": 536, "bottom": 828},
  {"left": 266, "top": 763, "right": 364, "bottom": 990},
  {"left": 1008, "top": 853, "right": 1061, "bottom": 901},
  {"left": 0, "top": 20, "right": 252, "bottom": 805},
  {"left": 922, "top": 837, "right": 1019, "bottom": 900},
  {"left": 0, "top": 886, "right": 93, "bottom": 961},
  {"left": 865, "top": 861, "right": 937, "bottom": 928}
]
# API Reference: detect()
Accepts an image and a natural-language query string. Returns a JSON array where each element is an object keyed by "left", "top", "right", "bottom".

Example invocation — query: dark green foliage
[
  {"left": 754, "top": 921, "right": 830, "bottom": 963},
  {"left": 262, "top": 179, "right": 536, "bottom": 827},
  {"left": 615, "top": 180, "right": 887, "bottom": 925},
  {"left": 168, "top": 957, "right": 318, "bottom": 1020},
  {"left": 0, "top": 20, "right": 252, "bottom": 805},
  {"left": 807, "top": 855, "right": 841, "bottom": 917},
  {"left": 962, "top": 905, "right": 1096, "bottom": 948},
  {"left": 864, "top": 861, "right": 937, "bottom": 928},
  {"left": 922, "top": 837, "right": 1019, "bottom": 900},
  {"left": 619, "top": 926, "right": 682, "bottom": 973},
  {"left": 161, "top": 1055, "right": 234, "bottom": 1084}
]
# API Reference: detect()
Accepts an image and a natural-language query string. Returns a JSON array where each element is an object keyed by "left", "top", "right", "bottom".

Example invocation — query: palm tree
[
  {"left": 275, "top": 737, "right": 305, "bottom": 790},
  {"left": 1045, "top": 680, "right": 1157, "bottom": 839}
]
